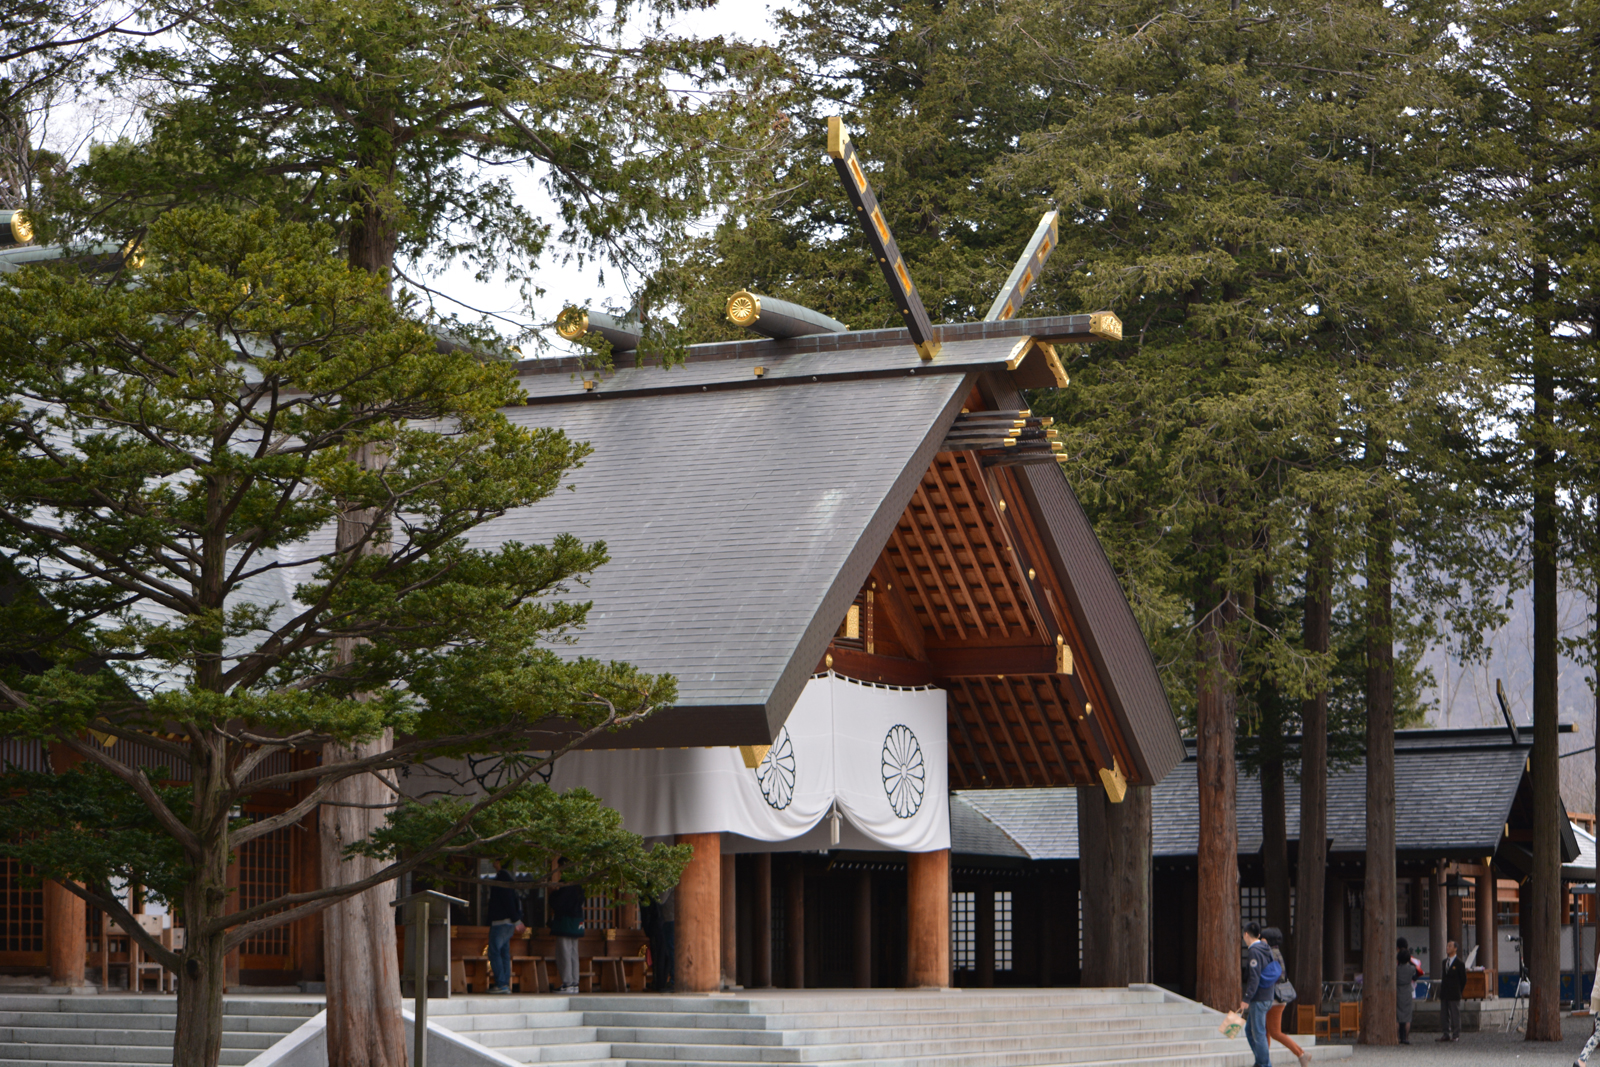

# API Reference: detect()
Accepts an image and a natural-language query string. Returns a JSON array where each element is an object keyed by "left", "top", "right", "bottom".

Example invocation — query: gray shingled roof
[
  {"left": 954, "top": 729, "right": 1547, "bottom": 860},
  {"left": 951, "top": 794, "right": 1031, "bottom": 858},
  {"left": 474, "top": 371, "right": 967, "bottom": 746},
  {"left": 489, "top": 322, "right": 1184, "bottom": 773}
]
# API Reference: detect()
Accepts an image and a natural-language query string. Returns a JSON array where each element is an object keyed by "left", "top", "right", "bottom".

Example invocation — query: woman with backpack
[{"left": 1262, "top": 928, "right": 1312, "bottom": 1067}]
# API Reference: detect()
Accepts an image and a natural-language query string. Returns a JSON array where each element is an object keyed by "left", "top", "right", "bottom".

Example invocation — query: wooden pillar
[
  {"left": 1080, "top": 784, "right": 1152, "bottom": 986},
  {"left": 853, "top": 871, "right": 872, "bottom": 988},
  {"left": 752, "top": 854, "right": 772, "bottom": 988},
  {"left": 673, "top": 833, "right": 721, "bottom": 993},
  {"left": 44, "top": 881, "right": 86, "bottom": 988},
  {"left": 907, "top": 849, "right": 950, "bottom": 988},
  {"left": 784, "top": 856, "right": 805, "bottom": 988},
  {"left": 720, "top": 852, "right": 737, "bottom": 989},
  {"left": 1324, "top": 875, "right": 1344, "bottom": 981},
  {"left": 1475, "top": 868, "right": 1497, "bottom": 993},
  {"left": 1429, "top": 863, "right": 1446, "bottom": 977},
  {"left": 224, "top": 850, "right": 240, "bottom": 991},
  {"left": 1409, "top": 877, "right": 1424, "bottom": 926},
  {"left": 976, "top": 882, "right": 996, "bottom": 987}
]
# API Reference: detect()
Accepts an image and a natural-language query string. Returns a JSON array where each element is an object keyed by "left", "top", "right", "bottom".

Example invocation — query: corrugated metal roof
[{"left": 954, "top": 732, "right": 1538, "bottom": 860}]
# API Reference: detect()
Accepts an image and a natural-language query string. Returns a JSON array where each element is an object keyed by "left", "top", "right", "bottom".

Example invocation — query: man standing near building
[
  {"left": 487, "top": 860, "right": 525, "bottom": 994},
  {"left": 1438, "top": 939, "right": 1467, "bottom": 1042},
  {"left": 1239, "top": 922, "right": 1278, "bottom": 1067}
]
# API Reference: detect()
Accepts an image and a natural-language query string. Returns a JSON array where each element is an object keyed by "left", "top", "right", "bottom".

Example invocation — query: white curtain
[{"left": 549, "top": 672, "right": 949, "bottom": 852}]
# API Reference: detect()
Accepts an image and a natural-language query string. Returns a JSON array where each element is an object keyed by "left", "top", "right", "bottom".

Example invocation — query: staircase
[
  {"left": 422, "top": 988, "right": 1349, "bottom": 1067},
  {"left": 0, "top": 995, "right": 321, "bottom": 1067}
]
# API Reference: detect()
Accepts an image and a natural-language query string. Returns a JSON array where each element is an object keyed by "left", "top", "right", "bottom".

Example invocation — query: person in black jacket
[
  {"left": 486, "top": 860, "right": 525, "bottom": 994},
  {"left": 1239, "top": 922, "right": 1276, "bottom": 1067},
  {"left": 1437, "top": 939, "right": 1467, "bottom": 1042}
]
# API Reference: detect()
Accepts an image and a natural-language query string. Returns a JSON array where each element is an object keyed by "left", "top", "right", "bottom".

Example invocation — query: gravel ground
[{"left": 1327, "top": 1019, "right": 1598, "bottom": 1064}]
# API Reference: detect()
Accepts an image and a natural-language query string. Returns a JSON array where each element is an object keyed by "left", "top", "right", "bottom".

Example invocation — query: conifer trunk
[
  {"left": 1526, "top": 352, "right": 1562, "bottom": 1040},
  {"left": 1195, "top": 559, "right": 1241, "bottom": 1010},
  {"left": 173, "top": 834, "right": 230, "bottom": 1067},
  {"left": 322, "top": 465, "right": 405, "bottom": 1067},
  {"left": 1256, "top": 565, "right": 1290, "bottom": 941},
  {"left": 322, "top": 732, "right": 406, "bottom": 1067},
  {"left": 1360, "top": 456, "right": 1397, "bottom": 1046},
  {"left": 1293, "top": 516, "right": 1332, "bottom": 1004}
]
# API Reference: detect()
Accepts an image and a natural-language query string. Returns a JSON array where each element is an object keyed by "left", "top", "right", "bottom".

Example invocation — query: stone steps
[
  {"left": 0, "top": 996, "right": 321, "bottom": 1067},
  {"left": 409, "top": 990, "right": 1349, "bottom": 1067}
]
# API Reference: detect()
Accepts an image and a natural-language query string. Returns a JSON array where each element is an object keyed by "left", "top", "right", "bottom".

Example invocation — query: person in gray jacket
[{"left": 1238, "top": 922, "right": 1277, "bottom": 1067}]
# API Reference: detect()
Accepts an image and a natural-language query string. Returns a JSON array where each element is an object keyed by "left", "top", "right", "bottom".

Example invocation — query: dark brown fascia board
[
  {"left": 515, "top": 315, "right": 1105, "bottom": 381},
  {"left": 530, "top": 703, "right": 773, "bottom": 750},
  {"left": 978, "top": 372, "right": 1185, "bottom": 787},
  {"left": 758, "top": 371, "right": 980, "bottom": 740}
]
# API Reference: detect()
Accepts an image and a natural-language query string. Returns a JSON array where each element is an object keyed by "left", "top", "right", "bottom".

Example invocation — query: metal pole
[{"left": 415, "top": 899, "right": 429, "bottom": 1067}]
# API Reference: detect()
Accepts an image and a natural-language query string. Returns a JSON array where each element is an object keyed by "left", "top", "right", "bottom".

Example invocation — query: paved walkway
[{"left": 1331, "top": 1021, "right": 1597, "bottom": 1064}]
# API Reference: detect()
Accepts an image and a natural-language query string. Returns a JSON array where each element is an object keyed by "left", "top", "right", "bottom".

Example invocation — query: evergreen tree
[
  {"left": 0, "top": 208, "right": 688, "bottom": 1067},
  {"left": 1445, "top": 0, "right": 1600, "bottom": 1038}
]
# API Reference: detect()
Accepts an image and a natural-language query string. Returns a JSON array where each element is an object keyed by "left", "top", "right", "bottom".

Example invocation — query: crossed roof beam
[{"left": 556, "top": 117, "right": 1121, "bottom": 358}]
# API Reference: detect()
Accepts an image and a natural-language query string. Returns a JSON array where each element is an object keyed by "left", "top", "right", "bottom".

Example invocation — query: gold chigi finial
[
  {"left": 725, "top": 290, "right": 761, "bottom": 327},
  {"left": 554, "top": 307, "right": 590, "bottom": 340},
  {"left": 2, "top": 209, "right": 32, "bottom": 245}
]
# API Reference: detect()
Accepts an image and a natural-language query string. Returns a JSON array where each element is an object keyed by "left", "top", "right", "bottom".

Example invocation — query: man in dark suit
[{"left": 1437, "top": 939, "right": 1467, "bottom": 1041}]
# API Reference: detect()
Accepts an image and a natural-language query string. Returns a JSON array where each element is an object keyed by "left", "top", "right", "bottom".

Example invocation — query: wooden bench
[
  {"left": 1295, "top": 1003, "right": 1332, "bottom": 1037},
  {"left": 514, "top": 955, "right": 553, "bottom": 993},
  {"left": 594, "top": 955, "right": 647, "bottom": 992}
]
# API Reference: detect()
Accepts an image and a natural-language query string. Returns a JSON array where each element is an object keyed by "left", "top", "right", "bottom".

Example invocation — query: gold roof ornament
[
  {"left": 985, "top": 210, "right": 1060, "bottom": 322},
  {"left": 825, "top": 117, "right": 941, "bottom": 361},
  {"left": 726, "top": 290, "right": 760, "bottom": 327},
  {"left": 555, "top": 306, "right": 589, "bottom": 340},
  {"left": 725, "top": 289, "right": 848, "bottom": 339},
  {"left": 554, "top": 306, "right": 644, "bottom": 353},
  {"left": 1, "top": 209, "right": 33, "bottom": 245},
  {"left": 1099, "top": 757, "right": 1128, "bottom": 803},
  {"left": 1089, "top": 312, "right": 1122, "bottom": 341}
]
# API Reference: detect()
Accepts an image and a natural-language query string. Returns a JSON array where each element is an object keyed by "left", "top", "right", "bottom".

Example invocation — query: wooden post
[
  {"left": 752, "top": 854, "right": 772, "bottom": 988},
  {"left": 224, "top": 850, "right": 240, "bottom": 991},
  {"left": 1477, "top": 870, "right": 1498, "bottom": 988},
  {"left": 784, "top": 857, "right": 805, "bottom": 988},
  {"left": 976, "top": 882, "right": 995, "bottom": 987},
  {"left": 1429, "top": 863, "right": 1446, "bottom": 978},
  {"left": 1324, "top": 876, "right": 1344, "bottom": 981},
  {"left": 674, "top": 833, "right": 721, "bottom": 993},
  {"left": 906, "top": 849, "right": 949, "bottom": 988},
  {"left": 853, "top": 870, "right": 872, "bottom": 989},
  {"left": 44, "top": 881, "right": 86, "bottom": 989},
  {"left": 1079, "top": 783, "right": 1152, "bottom": 985},
  {"left": 720, "top": 852, "right": 737, "bottom": 989},
  {"left": 1447, "top": 877, "right": 1464, "bottom": 948}
]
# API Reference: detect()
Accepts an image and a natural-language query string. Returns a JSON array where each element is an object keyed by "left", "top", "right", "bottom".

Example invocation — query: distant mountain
[{"left": 1416, "top": 584, "right": 1598, "bottom": 814}]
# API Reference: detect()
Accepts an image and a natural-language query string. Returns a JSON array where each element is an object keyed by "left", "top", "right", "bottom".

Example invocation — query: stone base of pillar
[{"left": 41, "top": 984, "right": 98, "bottom": 994}]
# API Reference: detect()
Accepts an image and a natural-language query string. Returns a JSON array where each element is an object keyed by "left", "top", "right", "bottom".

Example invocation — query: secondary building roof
[{"left": 954, "top": 725, "right": 1578, "bottom": 862}]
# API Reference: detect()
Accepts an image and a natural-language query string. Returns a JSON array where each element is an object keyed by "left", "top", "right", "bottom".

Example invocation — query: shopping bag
[{"left": 1218, "top": 1011, "right": 1244, "bottom": 1039}]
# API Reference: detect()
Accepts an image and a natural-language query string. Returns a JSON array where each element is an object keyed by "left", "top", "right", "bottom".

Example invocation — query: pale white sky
[
  {"left": 30, "top": 0, "right": 786, "bottom": 354},
  {"left": 411, "top": 0, "right": 786, "bottom": 354}
]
